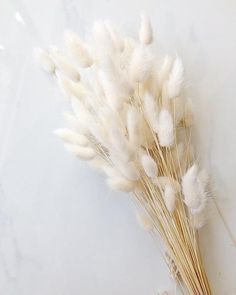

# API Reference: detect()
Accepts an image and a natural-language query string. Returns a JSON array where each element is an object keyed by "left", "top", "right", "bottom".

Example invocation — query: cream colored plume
[
  {"left": 37, "top": 14, "right": 213, "bottom": 295},
  {"left": 64, "top": 31, "right": 93, "bottom": 67},
  {"left": 34, "top": 48, "right": 55, "bottom": 74},
  {"left": 182, "top": 164, "right": 209, "bottom": 213},
  {"left": 139, "top": 13, "right": 153, "bottom": 45},
  {"left": 54, "top": 128, "right": 88, "bottom": 146},
  {"left": 158, "top": 109, "right": 174, "bottom": 147},
  {"left": 167, "top": 56, "right": 184, "bottom": 99},
  {"left": 143, "top": 92, "right": 159, "bottom": 133},
  {"left": 129, "top": 45, "right": 153, "bottom": 82},
  {"left": 65, "top": 144, "right": 95, "bottom": 160},
  {"left": 164, "top": 184, "right": 176, "bottom": 213},
  {"left": 141, "top": 154, "right": 158, "bottom": 178},
  {"left": 106, "top": 177, "right": 135, "bottom": 192},
  {"left": 136, "top": 210, "right": 153, "bottom": 231},
  {"left": 49, "top": 46, "right": 80, "bottom": 81}
]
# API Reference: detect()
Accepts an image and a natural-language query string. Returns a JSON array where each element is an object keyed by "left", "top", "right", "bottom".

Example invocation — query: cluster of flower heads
[{"left": 35, "top": 14, "right": 210, "bottom": 229}]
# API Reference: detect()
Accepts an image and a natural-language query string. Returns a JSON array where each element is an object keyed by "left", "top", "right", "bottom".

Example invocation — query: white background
[{"left": 0, "top": 0, "right": 236, "bottom": 294}]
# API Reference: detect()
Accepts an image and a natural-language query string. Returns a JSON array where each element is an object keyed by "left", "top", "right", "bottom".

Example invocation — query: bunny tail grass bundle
[{"left": 36, "top": 15, "right": 212, "bottom": 295}]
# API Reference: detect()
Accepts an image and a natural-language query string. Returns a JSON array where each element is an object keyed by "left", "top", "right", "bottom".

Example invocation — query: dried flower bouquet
[{"left": 36, "top": 14, "right": 212, "bottom": 294}]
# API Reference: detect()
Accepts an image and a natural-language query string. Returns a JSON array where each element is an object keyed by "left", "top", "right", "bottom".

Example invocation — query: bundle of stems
[{"left": 36, "top": 14, "right": 212, "bottom": 294}]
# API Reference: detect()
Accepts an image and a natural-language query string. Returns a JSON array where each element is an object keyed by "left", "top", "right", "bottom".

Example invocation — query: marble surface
[{"left": 0, "top": 0, "right": 236, "bottom": 294}]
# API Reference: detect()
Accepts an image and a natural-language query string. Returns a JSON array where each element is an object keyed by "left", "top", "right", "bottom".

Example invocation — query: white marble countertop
[{"left": 0, "top": 0, "right": 236, "bottom": 294}]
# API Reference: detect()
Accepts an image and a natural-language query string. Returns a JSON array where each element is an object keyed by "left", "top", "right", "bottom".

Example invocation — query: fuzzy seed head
[
  {"left": 54, "top": 128, "right": 88, "bottom": 146},
  {"left": 141, "top": 154, "right": 158, "bottom": 178},
  {"left": 164, "top": 184, "right": 176, "bottom": 213},
  {"left": 139, "top": 13, "right": 153, "bottom": 45},
  {"left": 136, "top": 210, "right": 153, "bottom": 231},
  {"left": 106, "top": 177, "right": 135, "bottom": 192},
  {"left": 49, "top": 46, "right": 80, "bottom": 81},
  {"left": 158, "top": 109, "right": 174, "bottom": 147},
  {"left": 34, "top": 47, "right": 55, "bottom": 74},
  {"left": 65, "top": 31, "right": 93, "bottom": 68},
  {"left": 65, "top": 144, "right": 95, "bottom": 160},
  {"left": 143, "top": 92, "right": 159, "bottom": 133},
  {"left": 129, "top": 45, "right": 153, "bottom": 82},
  {"left": 167, "top": 56, "right": 184, "bottom": 98}
]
